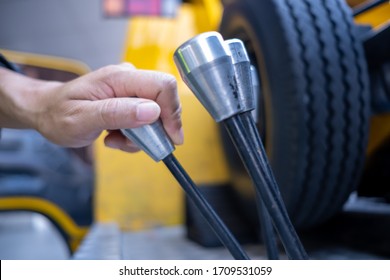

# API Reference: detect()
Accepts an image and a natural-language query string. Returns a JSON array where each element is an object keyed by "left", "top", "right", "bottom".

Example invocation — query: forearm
[
  {"left": 0, "top": 68, "right": 61, "bottom": 129},
  {"left": 0, "top": 64, "right": 182, "bottom": 149}
]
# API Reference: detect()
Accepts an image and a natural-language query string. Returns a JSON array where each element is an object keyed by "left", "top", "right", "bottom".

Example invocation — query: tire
[{"left": 219, "top": 0, "right": 370, "bottom": 228}]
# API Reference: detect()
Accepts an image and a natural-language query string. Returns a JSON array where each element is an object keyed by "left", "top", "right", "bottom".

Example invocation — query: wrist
[
  {"left": 28, "top": 80, "right": 63, "bottom": 132},
  {"left": 0, "top": 68, "right": 62, "bottom": 130}
]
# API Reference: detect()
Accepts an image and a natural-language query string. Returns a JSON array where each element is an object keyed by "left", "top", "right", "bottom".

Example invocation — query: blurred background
[
  {"left": 0, "top": 0, "right": 127, "bottom": 259},
  {"left": 0, "top": 0, "right": 127, "bottom": 70},
  {"left": 0, "top": 0, "right": 389, "bottom": 260}
]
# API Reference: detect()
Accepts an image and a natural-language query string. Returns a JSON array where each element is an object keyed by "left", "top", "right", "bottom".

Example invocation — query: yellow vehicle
[{"left": 1, "top": 0, "right": 389, "bottom": 255}]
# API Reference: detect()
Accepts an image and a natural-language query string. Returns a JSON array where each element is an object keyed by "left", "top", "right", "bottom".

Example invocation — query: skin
[{"left": 0, "top": 63, "right": 183, "bottom": 152}]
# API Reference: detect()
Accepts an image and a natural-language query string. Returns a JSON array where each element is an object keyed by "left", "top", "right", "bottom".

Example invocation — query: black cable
[
  {"left": 163, "top": 154, "right": 250, "bottom": 260},
  {"left": 257, "top": 193, "right": 280, "bottom": 260},
  {"left": 224, "top": 115, "right": 308, "bottom": 260},
  {"left": 240, "top": 112, "right": 280, "bottom": 260},
  {"left": 353, "top": 0, "right": 387, "bottom": 16},
  {"left": 240, "top": 112, "right": 279, "bottom": 188}
]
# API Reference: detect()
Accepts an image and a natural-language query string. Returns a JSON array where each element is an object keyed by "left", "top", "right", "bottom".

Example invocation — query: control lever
[
  {"left": 225, "top": 39, "right": 279, "bottom": 260},
  {"left": 174, "top": 31, "right": 308, "bottom": 260},
  {"left": 121, "top": 123, "right": 250, "bottom": 260}
]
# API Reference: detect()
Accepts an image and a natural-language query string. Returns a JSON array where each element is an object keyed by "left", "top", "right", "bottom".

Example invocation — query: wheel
[{"left": 219, "top": 0, "right": 370, "bottom": 228}]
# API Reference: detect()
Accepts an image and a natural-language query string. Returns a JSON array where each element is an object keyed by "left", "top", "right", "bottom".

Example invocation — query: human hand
[{"left": 0, "top": 63, "right": 183, "bottom": 151}]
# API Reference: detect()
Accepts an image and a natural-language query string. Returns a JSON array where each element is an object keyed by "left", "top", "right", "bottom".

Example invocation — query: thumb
[{"left": 86, "top": 97, "right": 161, "bottom": 130}]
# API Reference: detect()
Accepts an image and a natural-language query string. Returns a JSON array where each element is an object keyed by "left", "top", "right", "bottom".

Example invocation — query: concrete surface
[
  {"left": 1, "top": 196, "right": 390, "bottom": 260},
  {"left": 0, "top": 212, "right": 69, "bottom": 259},
  {"left": 71, "top": 196, "right": 390, "bottom": 260}
]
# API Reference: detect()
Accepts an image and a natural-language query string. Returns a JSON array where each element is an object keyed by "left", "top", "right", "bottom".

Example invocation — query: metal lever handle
[
  {"left": 225, "top": 39, "right": 255, "bottom": 112},
  {"left": 120, "top": 120, "right": 174, "bottom": 162},
  {"left": 226, "top": 39, "right": 279, "bottom": 260},
  {"left": 174, "top": 31, "right": 308, "bottom": 260},
  {"left": 121, "top": 121, "right": 250, "bottom": 259},
  {"left": 173, "top": 31, "right": 243, "bottom": 122}
]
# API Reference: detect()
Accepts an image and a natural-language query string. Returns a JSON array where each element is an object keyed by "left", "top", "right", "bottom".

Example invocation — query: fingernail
[{"left": 136, "top": 102, "right": 161, "bottom": 122}]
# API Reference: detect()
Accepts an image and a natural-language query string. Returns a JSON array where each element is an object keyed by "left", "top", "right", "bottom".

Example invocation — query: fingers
[
  {"left": 70, "top": 64, "right": 184, "bottom": 146},
  {"left": 160, "top": 102, "right": 183, "bottom": 146},
  {"left": 84, "top": 97, "right": 161, "bottom": 131},
  {"left": 129, "top": 70, "right": 183, "bottom": 145},
  {"left": 104, "top": 130, "right": 140, "bottom": 153},
  {"left": 98, "top": 66, "right": 184, "bottom": 145}
]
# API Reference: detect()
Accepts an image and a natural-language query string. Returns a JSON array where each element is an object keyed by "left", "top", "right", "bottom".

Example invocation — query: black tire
[{"left": 219, "top": 0, "right": 370, "bottom": 228}]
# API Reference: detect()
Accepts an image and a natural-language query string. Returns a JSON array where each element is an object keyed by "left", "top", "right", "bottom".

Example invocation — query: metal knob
[
  {"left": 121, "top": 120, "right": 174, "bottom": 162},
  {"left": 225, "top": 39, "right": 255, "bottom": 112},
  {"left": 173, "top": 31, "right": 242, "bottom": 122}
]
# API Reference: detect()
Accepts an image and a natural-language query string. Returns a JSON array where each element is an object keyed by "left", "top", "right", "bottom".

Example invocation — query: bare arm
[{"left": 0, "top": 63, "right": 183, "bottom": 151}]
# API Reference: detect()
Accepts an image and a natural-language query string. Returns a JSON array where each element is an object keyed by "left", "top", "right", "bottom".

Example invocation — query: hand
[{"left": 0, "top": 63, "right": 183, "bottom": 152}]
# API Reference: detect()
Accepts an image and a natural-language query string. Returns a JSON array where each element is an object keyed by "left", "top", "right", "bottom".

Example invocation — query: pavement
[{"left": 73, "top": 196, "right": 390, "bottom": 260}]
